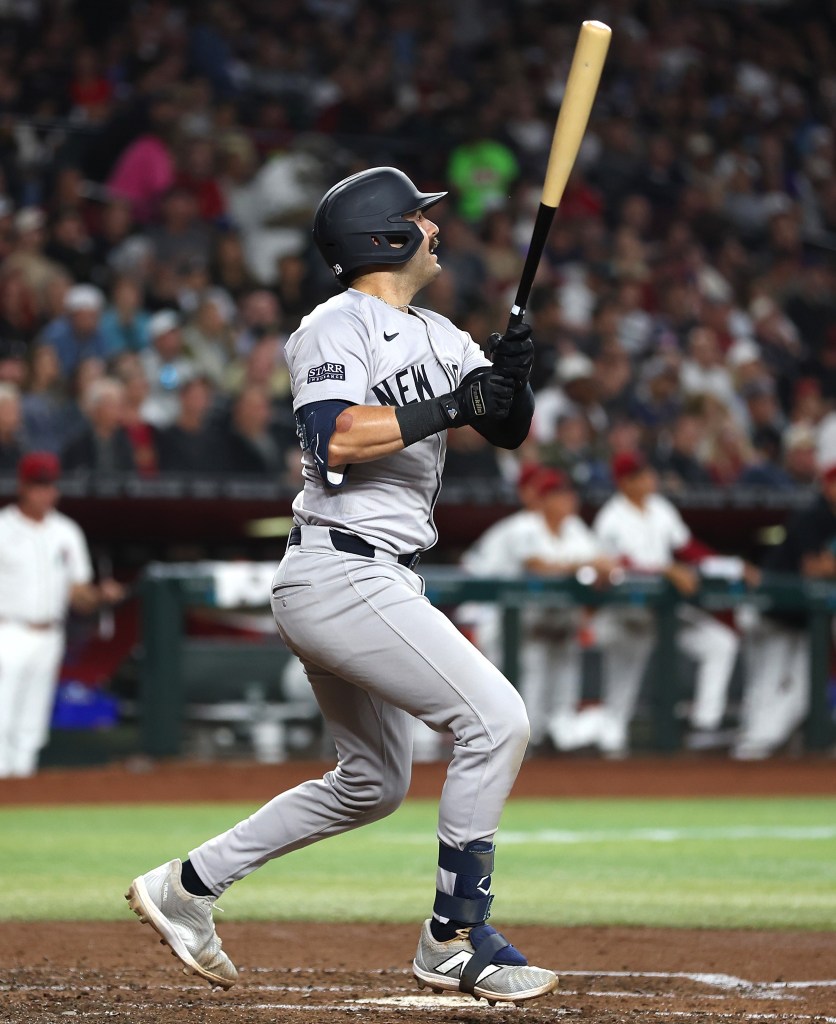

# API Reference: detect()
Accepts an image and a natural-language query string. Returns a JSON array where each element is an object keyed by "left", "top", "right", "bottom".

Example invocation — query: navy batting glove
[{"left": 489, "top": 323, "right": 534, "bottom": 391}]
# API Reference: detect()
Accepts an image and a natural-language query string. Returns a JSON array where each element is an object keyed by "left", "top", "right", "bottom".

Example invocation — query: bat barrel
[
  {"left": 506, "top": 20, "right": 611, "bottom": 330},
  {"left": 541, "top": 20, "right": 611, "bottom": 209}
]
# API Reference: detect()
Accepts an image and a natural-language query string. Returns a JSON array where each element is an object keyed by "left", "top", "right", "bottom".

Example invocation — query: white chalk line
[
  {"left": 563, "top": 969, "right": 836, "bottom": 992},
  {"left": 5, "top": 969, "right": 836, "bottom": 996}
]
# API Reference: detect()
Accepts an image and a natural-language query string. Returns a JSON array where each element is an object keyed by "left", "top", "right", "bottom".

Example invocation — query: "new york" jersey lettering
[{"left": 372, "top": 362, "right": 436, "bottom": 406}]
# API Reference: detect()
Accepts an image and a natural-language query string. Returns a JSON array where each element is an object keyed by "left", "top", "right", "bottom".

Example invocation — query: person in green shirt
[{"left": 447, "top": 118, "right": 520, "bottom": 222}]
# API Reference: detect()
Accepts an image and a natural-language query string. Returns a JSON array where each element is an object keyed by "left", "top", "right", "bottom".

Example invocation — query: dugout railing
[{"left": 138, "top": 563, "right": 836, "bottom": 758}]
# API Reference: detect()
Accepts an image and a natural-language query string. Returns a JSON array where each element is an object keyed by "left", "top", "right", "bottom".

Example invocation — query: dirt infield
[
  {"left": 1, "top": 752, "right": 835, "bottom": 805},
  {"left": 2, "top": 921, "right": 835, "bottom": 1024},
  {"left": 2, "top": 756, "right": 835, "bottom": 1023}
]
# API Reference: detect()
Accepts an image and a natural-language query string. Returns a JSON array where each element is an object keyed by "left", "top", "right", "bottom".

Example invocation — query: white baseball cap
[
  {"left": 557, "top": 352, "right": 595, "bottom": 384},
  {"left": 14, "top": 206, "right": 45, "bottom": 234},
  {"left": 65, "top": 284, "right": 104, "bottom": 313},
  {"left": 726, "top": 337, "right": 762, "bottom": 368},
  {"left": 149, "top": 309, "right": 181, "bottom": 340},
  {"left": 784, "top": 422, "right": 816, "bottom": 452},
  {"left": 749, "top": 295, "right": 779, "bottom": 322}
]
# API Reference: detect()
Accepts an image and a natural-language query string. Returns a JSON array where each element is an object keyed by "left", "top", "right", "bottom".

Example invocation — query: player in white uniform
[
  {"left": 0, "top": 452, "right": 123, "bottom": 777},
  {"left": 461, "top": 467, "right": 616, "bottom": 749},
  {"left": 127, "top": 168, "right": 558, "bottom": 1005},
  {"left": 592, "top": 451, "right": 740, "bottom": 754},
  {"left": 457, "top": 461, "right": 549, "bottom": 674},
  {"left": 514, "top": 470, "right": 619, "bottom": 751}
]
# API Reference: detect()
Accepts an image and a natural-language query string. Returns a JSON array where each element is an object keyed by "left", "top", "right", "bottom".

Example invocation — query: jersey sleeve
[
  {"left": 592, "top": 504, "right": 620, "bottom": 556},
  {"left": 565, "top": 520, "right": 603, "bottom": 563},
  {"left": 459, "top": 329, "right": 491, "bottom": 380},
  {"left": 659, "top": 497, "right": 692, "bottom": 551},
  {"left": 462, "top": 522, "right": 511, "bottom": 576},
  {"left": 66, "top": 521, "right": 94, "bottom": 586},
  {"left": 289, "top": 311, "right": 372, "bottom": 410}
]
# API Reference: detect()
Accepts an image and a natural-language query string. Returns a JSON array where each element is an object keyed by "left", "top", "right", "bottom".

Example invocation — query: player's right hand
[
  {"left": 665, "top": 562, "right": 699, "bottom": 596},
  {"left": 452, "top": 368, "right": 515, "bottom": 423}
]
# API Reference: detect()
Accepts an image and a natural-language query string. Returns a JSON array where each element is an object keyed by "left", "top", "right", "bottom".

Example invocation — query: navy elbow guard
[{"left": 295, "top": 400, "right": 353, "bottom": 486}]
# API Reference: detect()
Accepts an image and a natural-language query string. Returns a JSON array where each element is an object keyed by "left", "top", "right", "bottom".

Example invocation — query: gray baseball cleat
[
  {"left": 125, "top": 858, "right": 238, "bottom": 990},
  {"left": 412, "top": 919, "right": 558, "bottom": 1005}
]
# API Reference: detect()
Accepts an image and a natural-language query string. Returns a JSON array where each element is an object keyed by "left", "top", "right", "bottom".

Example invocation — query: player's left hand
[
  {"left": 488, "top": 323, "right": 534, "bottom": 391},
  {"left": 665, "top": 563, "right": 699, "bottom": 596},
  {"left": 98, "top": 578, "right": 127, "bottom": 605}
]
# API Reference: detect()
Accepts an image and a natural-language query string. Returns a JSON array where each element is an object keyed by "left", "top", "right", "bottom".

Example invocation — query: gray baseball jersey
[
  {"left": 189, "top": 287, "right": 530, "bottom": 908},
  {"left": 287, "top": 288, "right": 491, "bottom": 553}
]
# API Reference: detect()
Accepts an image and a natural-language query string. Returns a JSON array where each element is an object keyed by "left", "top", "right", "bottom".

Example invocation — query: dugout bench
[
  {"left": 138, "top": 562, "right": 320, "bottom": 759},
  {"left": 138, "top": 562, "right": 836, "bottom": 757}
]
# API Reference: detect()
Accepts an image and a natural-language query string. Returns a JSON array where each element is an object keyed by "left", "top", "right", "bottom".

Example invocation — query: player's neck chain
[{"left": 365, "top": 292, "right": 409, "bottom": 314}]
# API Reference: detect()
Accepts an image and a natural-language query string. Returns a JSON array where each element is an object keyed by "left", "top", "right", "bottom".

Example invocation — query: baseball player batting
[{"left": 126, "top": 167, "right": 557, "bottom": 1005}]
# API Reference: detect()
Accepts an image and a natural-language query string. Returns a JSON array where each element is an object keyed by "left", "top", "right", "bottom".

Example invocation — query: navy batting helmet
[{"left": 313, "top": 167, "right": 447, "bottom": 283}]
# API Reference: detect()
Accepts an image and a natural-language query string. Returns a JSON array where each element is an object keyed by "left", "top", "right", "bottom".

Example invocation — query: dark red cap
[
  {"left": 535, "top": 468, "right": 573, "bottom": 496},
  {"left": 18, "top": 451, "right": 61, "bottom": 484},
  {"left": 611, "top": 450, "right": 647, "bottom": 482},
  {"left": 794, "top": 377, "right": 821, "bottom": 399}
]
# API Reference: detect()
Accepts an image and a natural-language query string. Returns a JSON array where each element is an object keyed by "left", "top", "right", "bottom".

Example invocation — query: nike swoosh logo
[{"left": 383, "top": 332, "right": 399, "bottom": 342}]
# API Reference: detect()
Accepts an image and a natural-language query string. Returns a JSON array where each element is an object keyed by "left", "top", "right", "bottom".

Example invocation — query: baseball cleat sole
[
  {"left": 125, "top": 878, "right": 235, "bottom": 990},
  {"left": 412, "top": 964, "right": 558, "bottom": 1005}
]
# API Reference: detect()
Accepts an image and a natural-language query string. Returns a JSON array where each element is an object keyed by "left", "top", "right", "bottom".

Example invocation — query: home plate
[{"left": 353, "top": 995, "right": 488, "bottom": 1009}]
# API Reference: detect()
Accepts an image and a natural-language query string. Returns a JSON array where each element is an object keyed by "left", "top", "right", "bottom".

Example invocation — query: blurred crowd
[{"left": 0, "top": 0, "right": 835, "bottom": 490}]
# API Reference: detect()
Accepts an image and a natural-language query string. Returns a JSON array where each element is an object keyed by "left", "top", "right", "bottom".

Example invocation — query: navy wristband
[{"left": 395, "top": 394, "right": 461, "bottom": 447}]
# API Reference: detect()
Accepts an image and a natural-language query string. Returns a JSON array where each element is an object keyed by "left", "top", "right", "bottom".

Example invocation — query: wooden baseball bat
[{"left": 508, "top": 20, "right": 612, "bottom": 328}]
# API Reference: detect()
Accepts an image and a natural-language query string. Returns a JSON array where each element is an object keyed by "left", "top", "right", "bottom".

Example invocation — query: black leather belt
[{"left": 287, "top": 526, "right": 421, "bottom": 570}]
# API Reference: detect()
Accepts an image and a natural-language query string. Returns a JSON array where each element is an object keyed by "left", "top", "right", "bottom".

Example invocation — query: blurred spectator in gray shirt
[
  {"left": 21, "top": 345, "right": 69, "bottom": 454},
  {"left": 147, "top": 187, "right": 214, "bottom": 274},
  {"left": 220, "top": 384, "right": 283, "bottom": 476},
  {"left": 62, "top": 377, "right": 135, "bottom": 475},
  {"left": 182, "top": 291, "right": 236, "bottom": 388},
  {"left": 156, "top": 375, "right": 218, "bottom": 474}
]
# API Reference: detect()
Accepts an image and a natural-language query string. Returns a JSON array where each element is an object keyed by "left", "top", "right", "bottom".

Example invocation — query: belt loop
[{"left": 402, "top": 552, "right": 421, "bottom": 571}]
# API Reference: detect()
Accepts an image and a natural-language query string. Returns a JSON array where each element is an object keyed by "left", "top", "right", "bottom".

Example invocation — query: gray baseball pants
[{"left": 190, "top": 525, "right": 530, "bottom": 897}]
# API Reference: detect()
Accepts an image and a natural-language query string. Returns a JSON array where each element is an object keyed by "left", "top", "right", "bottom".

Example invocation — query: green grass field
[{"left": 1, "top": 797, "right": 835, "bottom": 929}]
